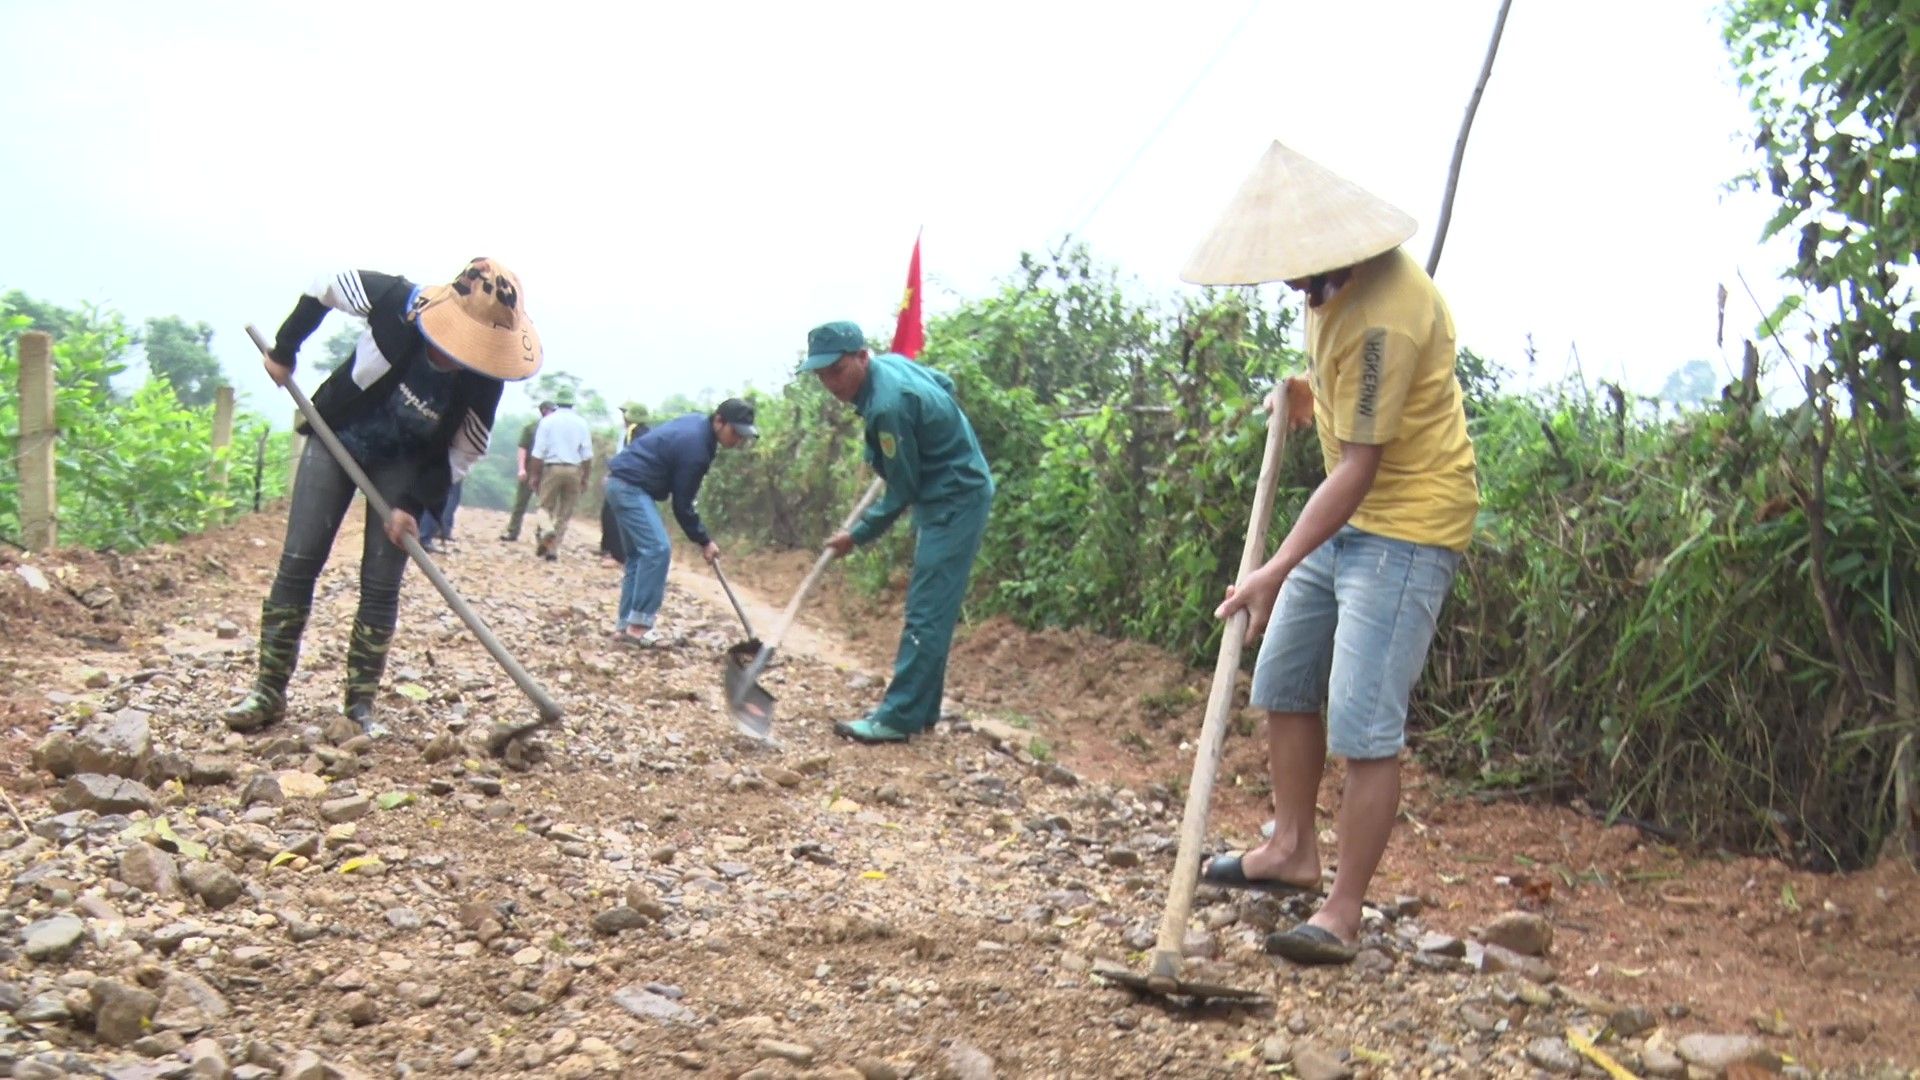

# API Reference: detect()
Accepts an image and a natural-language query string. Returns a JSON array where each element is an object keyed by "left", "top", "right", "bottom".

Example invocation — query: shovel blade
[{"left": 725, "top": 640, "right": 777, "bottom": 740}]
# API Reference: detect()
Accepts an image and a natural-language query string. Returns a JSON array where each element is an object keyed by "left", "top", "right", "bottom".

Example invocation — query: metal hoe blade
[
  {"left": 1090, "top": 960, "right": 1267, "bottom": 1004},
  {"left": 485, "top": 712, "right": 561, "bottom": 755}
]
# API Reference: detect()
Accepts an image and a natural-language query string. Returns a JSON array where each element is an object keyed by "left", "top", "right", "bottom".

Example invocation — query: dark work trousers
[
  {"left": 258, "top": 440, "right": 422, "bottom": 697},
  {"left": 599, "top": 496, "right": 627, "bottom": 561}
]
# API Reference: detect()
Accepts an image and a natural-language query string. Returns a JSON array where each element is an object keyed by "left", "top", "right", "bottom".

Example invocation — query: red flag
[{"left": 890, "top": 231, "right": 924, "bottom": 359}]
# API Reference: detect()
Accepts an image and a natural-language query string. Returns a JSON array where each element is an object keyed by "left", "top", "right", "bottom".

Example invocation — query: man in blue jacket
[
  {"left": 603, "top": 398, "right": 757, "bottom": 645},
  {"left": 801, "top": 321, "right": 995, "bottom": 743}
]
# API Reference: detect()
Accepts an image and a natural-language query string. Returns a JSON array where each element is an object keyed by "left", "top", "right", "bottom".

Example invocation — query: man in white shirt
[{"left": 527, "top": 387, "right": 595, "bottom": 561}]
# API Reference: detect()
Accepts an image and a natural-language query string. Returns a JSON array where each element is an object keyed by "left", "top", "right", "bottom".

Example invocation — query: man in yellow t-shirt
[
  {"left": 1181, "top": 141, "right": 1479, "bottom": 966},
  {"left": 1306, "top": 246, "right": 1478, "bottom": 551}
]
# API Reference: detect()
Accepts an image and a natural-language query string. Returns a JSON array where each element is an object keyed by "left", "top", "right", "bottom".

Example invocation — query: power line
[{"left": 1066, "top": 0, "right": 1263, "bottom": 240}]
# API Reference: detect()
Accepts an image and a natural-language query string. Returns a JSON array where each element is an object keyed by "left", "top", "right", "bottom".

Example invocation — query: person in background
[
  {"left": 499, "top": 401, "right": 556, "bottom": 542},
  {"left": 225, "top": 258, "right": 540, "bottom": 736},
  {"left": 527, "top": 387, "right": 594, "bottom": 561},
  {"left": 799, "top": 321, "right": 995, "bottom": 745},
  {"left": 603, "top": 399, "right": 756, "bottom": 644},
  {"left": 417, "top": 480, "right": 463, "bottom": 554},
  {"left": 599, "top": 401, "right": 652, "bottom": 568}
]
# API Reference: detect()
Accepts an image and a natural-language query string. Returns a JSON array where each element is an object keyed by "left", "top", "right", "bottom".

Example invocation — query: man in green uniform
[
  {"left": 801, "top": 320, "right": 995, "bottom": 744},
  {"left": 499, "top": 400, "right": 554, "bottom": 541}
]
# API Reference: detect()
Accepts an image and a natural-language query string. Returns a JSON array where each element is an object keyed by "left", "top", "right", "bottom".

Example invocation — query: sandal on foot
[
  {"left": 1265, "top": 923, "right": 1358, "bottom": 966},
  {"left": 833, "top": 718, "right": 913, "bottom": 744},
  {"left": 1199, "top": 854, "right": 1321, "bottom": 897}
]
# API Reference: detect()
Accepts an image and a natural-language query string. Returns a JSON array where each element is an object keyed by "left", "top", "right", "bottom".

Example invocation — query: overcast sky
[{"left": 0, "top": 0, "right": 1792, "bottom": 423}]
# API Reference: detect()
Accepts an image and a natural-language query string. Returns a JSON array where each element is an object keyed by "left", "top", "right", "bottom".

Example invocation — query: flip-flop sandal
[
  {"left": 1265, "top": 924, "right": 1358, "bottom": 966},
  {"left": 834, "top": 718, "right": 912, "bottom": 744},
  {"left": 1199, "top": 854, "right": 1322, "bottom": 897}
]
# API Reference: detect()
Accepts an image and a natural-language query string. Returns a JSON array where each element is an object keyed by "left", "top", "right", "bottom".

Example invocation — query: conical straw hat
[
  {"left": 1181, "top": 141, "right": 1417, "bottom": 285},
  {"left": 408, "top": 257, "right": 543, "bottom": 381}
]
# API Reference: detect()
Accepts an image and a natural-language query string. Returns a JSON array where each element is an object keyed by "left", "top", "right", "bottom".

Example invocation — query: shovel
[
  {"left": 1093, "top": 403, "right": 1287, "bottom": 1005},
  {"left": 728, "top": 477, "right": 884, "bottom": 740},
  {"left": 711, "top": 562, "right": 773, "bottom": 727},
  {"left": 244, "top": 325, "right": 563, "bottom": 755}
]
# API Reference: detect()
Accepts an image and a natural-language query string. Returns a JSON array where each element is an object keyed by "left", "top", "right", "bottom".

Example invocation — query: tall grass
[{"left": 1425, "top": 378, "right": 1917, "bottom": 867}]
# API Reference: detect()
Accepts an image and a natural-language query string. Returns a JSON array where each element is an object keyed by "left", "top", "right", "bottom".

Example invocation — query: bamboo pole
[{"left": 1426, "top": 0, "right": 1515, "bottom": 278}]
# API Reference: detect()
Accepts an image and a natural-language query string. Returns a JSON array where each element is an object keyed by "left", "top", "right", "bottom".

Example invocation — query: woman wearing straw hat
[
  {"left": 1186, "top": 143, "right": 1478, "bottom": 966},
  {"left": 225, "top": 258, "right": 542, "bottom": 737}
]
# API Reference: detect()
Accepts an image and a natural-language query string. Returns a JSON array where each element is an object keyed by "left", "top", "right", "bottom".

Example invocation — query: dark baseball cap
[{"left": 715, "top": 398, "right": 758, "bottom": 439}]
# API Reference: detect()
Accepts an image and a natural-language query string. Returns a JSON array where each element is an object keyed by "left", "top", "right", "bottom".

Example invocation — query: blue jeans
[
  {"left": 605, "top": 476, "right": 669, "bottom": 630},
  {"left": 417, "top": 481, "right": 463, "bottom": 544},
  {"left": 1248, "top": 525, "right": 1461, "bottom": 760}
]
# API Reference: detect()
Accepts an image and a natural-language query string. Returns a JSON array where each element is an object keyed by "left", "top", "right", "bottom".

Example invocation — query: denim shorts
[{"left": 1248, "top": 525, "right": 1461, "bottom": 760}]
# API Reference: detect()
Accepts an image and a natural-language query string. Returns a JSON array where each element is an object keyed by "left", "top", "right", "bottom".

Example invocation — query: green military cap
[
  {"left": 799, "top": 321, "right": 866, "bottom": 372},
  {"left": 620, "top": 400, "right": 647, "bottom": 417}
]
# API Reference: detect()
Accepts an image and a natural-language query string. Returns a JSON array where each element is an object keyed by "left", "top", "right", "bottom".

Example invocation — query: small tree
[
  {"left": 527, "top": 370, "right": 611, "bottom": 422},
  {"left": 311, "top": 320, "right": 365, "bottom": 375},
  {"left": 143, "top": 315, "right": 224, "bottom": 406}
]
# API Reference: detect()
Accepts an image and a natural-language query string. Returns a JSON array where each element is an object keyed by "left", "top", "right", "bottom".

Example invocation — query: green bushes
[
  {"left": 699, "top": 246, "right": 1315, "bottom": 657},
  {"left": 2, "top": 294, "right": 292, "bottom": 551},
  {"left": 698, "top": 244, "right": 1916, "bottom": 867}
]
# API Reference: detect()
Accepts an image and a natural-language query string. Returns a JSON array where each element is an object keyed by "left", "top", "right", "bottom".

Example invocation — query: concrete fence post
[
  {"left": 16, "top": 331, "right": 57, "bottom": 551},
  {"left": 210, "top": 384, "right": 235, "bottom": 494}
]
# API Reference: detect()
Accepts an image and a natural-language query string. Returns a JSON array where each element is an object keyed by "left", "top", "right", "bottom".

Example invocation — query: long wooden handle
[
  {"left": 730, "top": 477, "right": 884, "bottom": 703},
  {"left": 1149, "top": 406, "right": 1288, "bottom": 982},
  {"left": 764, "top": 477, "right": 885, "bottom": 652},
  {"left": 246, "top": 324, "right": 562, "bottom": 723},
  {"left": 711, "top": 562, "right": 756, "bottom": 640}
]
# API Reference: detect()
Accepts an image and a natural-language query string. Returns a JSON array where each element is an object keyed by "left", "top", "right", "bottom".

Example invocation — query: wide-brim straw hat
[
  {"left": 409, "top": 257, "right": 543, "bottom": 381},
  {"left": 1181, "top": 141, "right": 1418, "bottom": 285}
]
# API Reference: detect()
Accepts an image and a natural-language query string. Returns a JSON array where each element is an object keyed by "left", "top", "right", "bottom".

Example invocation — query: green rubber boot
[
  {"left": 343, "top": 619, "right": 394, "bottom": 737},
  {"left": 223, "top": 602, "right": 307, "bottom": 732}
]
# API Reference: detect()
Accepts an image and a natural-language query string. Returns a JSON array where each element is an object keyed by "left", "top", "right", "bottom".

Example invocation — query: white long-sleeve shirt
[{"left": 531, "top": 407, "right": 593, "bottom": 465}]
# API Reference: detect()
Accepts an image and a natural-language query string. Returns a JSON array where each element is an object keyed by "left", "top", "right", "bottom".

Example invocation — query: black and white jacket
[{"left": 270, "top": 270, "right": 502, "bottom": 518}]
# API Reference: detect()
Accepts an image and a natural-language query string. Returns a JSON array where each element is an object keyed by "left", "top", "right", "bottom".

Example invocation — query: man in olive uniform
[
  {"left": 801, "top": 321, "right": 995, "bottom": 744},
  {"left": 499, "top": 400, "right": 555, "bottom": 541}
]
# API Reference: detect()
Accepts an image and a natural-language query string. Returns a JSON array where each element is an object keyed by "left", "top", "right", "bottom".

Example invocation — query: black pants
[
  {"left": 599, "top": 495, "right": 626, "bottom": 561},
  {"left": 268, "top": 440, "right": 420, "bottom": 633}
]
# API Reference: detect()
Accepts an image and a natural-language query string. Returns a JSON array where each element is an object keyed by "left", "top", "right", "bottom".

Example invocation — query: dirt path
[{"left": 0, "top": 505, "right": 1915, "bottom": 1079}]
